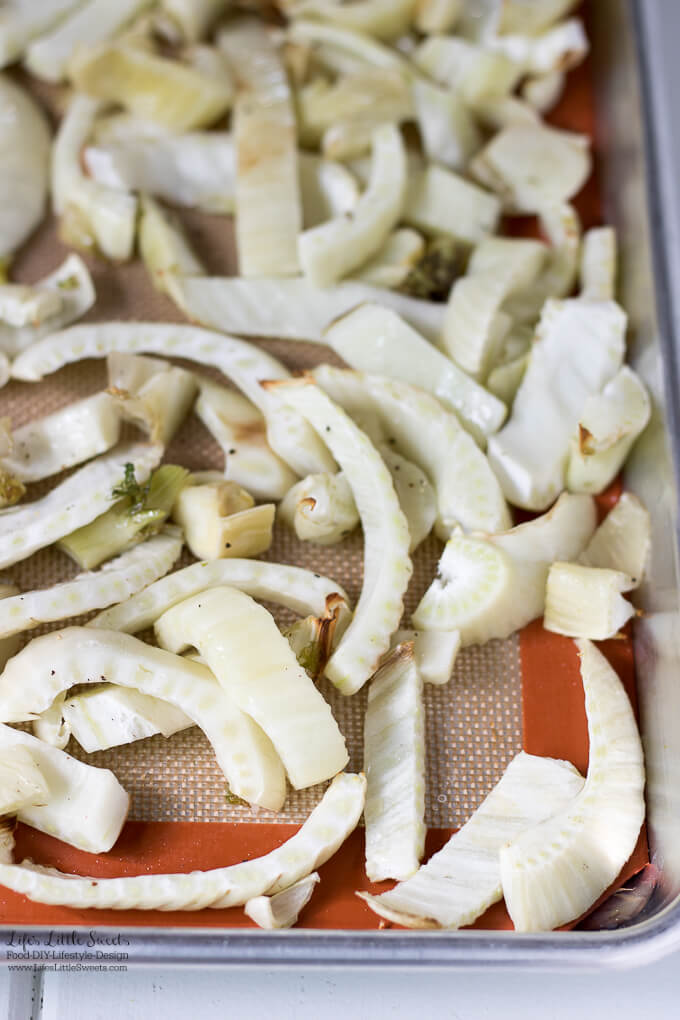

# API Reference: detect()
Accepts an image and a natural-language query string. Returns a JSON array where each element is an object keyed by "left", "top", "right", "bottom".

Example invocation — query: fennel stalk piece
[
  {"left": 160, "top": 0, "right": 232, "bottom": 42},
  {"left": 580, "top": 226, "right": 617, "bottom": 301},
  {"left": 0, "top": 628, "right": 286, "bottom": 811},
  {"left": 360, "top": 751, "right": 584, "bottom": 929},
  {"left": 0, "top": 75, "right": 51, "bottom": 260},
  {"left": 280, "top": 472, "right": 360, "bottom": 546},
  {"left": 298, "top": 153, "right": 360, "bottom": 228},
  {"left": 0, "top": 0, "right": 84, "bottom": 66},
  {"left": 11, "top": 322, "right": 334, "bottom": 479},
  {"left": 389, "top": 629, "right": 461, "bottom": 686},
  {"left": 0, "top": 442, "right": 161, "bottom": 570},
  {"left": 354, "top": 229, "right": 424, "bottom": 290},
  {"left": 0, "top": 745, "right": 48, "bottom": 816},
  {"left": 172, "top": 483, "right": 275, "bottom": 561},
  {"left": 543, "top": 563, "right": 636, "bottom": 640},
  {"left": 0, "top": 772, "right": 365, "bottom": 910},
  {"left": 245, "top": 873, "right": 320, "bottom": 930},
  {"left": 138, "top": 195, "right": 205, "bottom": 302},
  {"left": 0, "top": 723, "right": 129, "bottom": 854},
  {"left": 90, "top": 559, "right": 350, "bottom": 634},
  {"left": 404, "top": 165, "right": 501, "bottom": 245},
  {"left": 500, "top": 640, "right": 645, "bottom": 931},
  {"left": 291, "top": 0, "right": 415, "bottom": 41},
  {"left": 0, "top": 530, "right": 183, "bottom": 640},
  {"left": 579, "top": 493, "right": 651, "bottom": 584},
  {"left": 267, "top": 379, "right": 412, "bottom": 695},
  {"left": 155, "top": 587, "right": 349, "bottom": 789}
]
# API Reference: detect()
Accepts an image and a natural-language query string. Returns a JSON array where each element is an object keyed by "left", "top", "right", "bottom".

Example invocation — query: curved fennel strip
[
  {"left": 0, "top": 745, "right": 48, "bottom": 815},
  {"left": 90, "top": 559, "right": 350, "bottom": 634},
  {"left": 299, "top": 153, "right": 360, "bottom": 228},
  {"left": 160, "top": 0, "right": 232, "bottom": 42},
  {"left": 487, "top": 298, "right": 626, "bottom": 511},
  {"left": 0, "top": 628, "right": 286, "bottom": 811},
  {"left": 359, "top": 751, "right": 584, "bottom": 929},
  {"left": 412, "top": 77, "right": 481, "bottom": 173},
  {"left": 390, "top": 629, "right": 461, "bottom": 687},
  {"left": 280, "top": 472, "right": 360, "bottom": 546},
  {"left": 503, "top": 203, "right": 581, "bottom": 325},
  {"left": 0, "top": 723, "right": 129, "bottom": 854},
  {"left": 218, "top": 18, "right": 301, "bottom": 277},
  {"left": 0, "top": 254, "right": 96, "bottom": 358},
  {"left": 138, "top": 196, "right": 204, "bottom": 303},
  {"left": 412, "top": 493, "right": 597, "bottom": 644},
  {"left": 323, "top": 303, "right": 507, "bottom": 443},
  {"left": 292, "top": 0, "right": 415, "bottom": 41},
  {"left": 155, "top": 587, "right": 349, "bottom": 789},
  {"left": 0, "top": 530, "right": 182, "bottom": 640},
  {"left": 379, "top": 447, "right": 436, "bottom": 552},
  {"left": 414, "top": 0, "right": 462, "bottom": 34},
  {"left": 10, "top": 322, "right": 334, "bottom": 479},
  {"left": 0, "top": 442, "right": 161, "bottom": 570},
  {"left": 168, "top": 275, "right": 446, "bottom": 345},
  {"left": 245, "top": 873, "right": 320, "bottom": 930},
  {"left": 298, "top": 123, "right": 407, "bottom": 287},
  {"left": 364, "top": 643, "right": 426, "bottom": 883},
  {"left": 269, "top": 379, "right": 412, "bottom": 695},
  {"left": 354, "top": 229, "right": 425, "bottom": 290},
  {"left": 500, "top": 640, "right": 645, "bottom": 932},
  {"left": 314, "top": 365, "right": 511, "bottom": 538},
  {"left": 84, "top": 133, "right": 236, "bottom": 212},
  {"left": 24, "top": 0, "right": 154, "bottom": 83},
  {"left": 403, "top": 165, "right": 501, "bottom": 246},
  {"left": 0, "top": 772, "right": 365, "bottom": 911},
  {"left": 0, "top": 1, "right": 85, "bottom": 66},
  {"left": 52, "top": 93, "right": 137, "bottom": 261},
  {"left": 1, "top": 393, "right": 121, "bottom": 483},
  {"left": 0, "top": 74, "right": 51, "bottom": 260},
  {"left": 579, "top": 493, "right": 651, "bottom": 584}
]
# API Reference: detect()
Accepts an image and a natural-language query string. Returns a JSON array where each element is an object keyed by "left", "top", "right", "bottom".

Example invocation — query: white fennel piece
[
  {"left": 0, "top": 628, "right": 286, "bottom": 811},
  {"left": 107, "top": 351, "right": 198, "bottom": 446},
  {"left": 0, "top": 744, "right": 48, "bottom": 816},
  {"left": 266, "top": 378, "right": 412, "bottom": 695},
  {"left": 160, "top": 0, "right": 231, "bottom": 42},
  {"left": 500, "top": 640, "right": 645, "bottom": 932},
  {"left": 364, "top": 643, "right": 426, "bottom": 882},
  {"left": 353, "top": 229, "right": 424, "bottom": 290},
  {"left": 0, "top": 284, "right": 60, "bottom": 329},
  {"left": 0, "top": 74, "right": 51, "bottom": 261},
  {"left": 0, "top": 772, "right": 365, "bottom": 910},
  {"left": 172, "top": 482, "right": 274, "bottom": 561},
  {"left": 579, "top": 493, "right": 651, "bottom": 584},
  {"left": 0, "top": 722, "right": 129, "bottom": 854},
  {"left": 390, "top": 628, "right": 460, "bottom": 686},
  {"left": 359, "top": 751, "right": 584, "bottom": 928},
  {"left": 0, "top": 584, "right": 20, "bottom": 669},
  {"left": 580, "top": 226, "right": 617, "bottom": 300},
  {"left": 298, "top": 152, "right": 360, "bottom": 229},
  {"left": 245, "top": 872, "right": 320, "bottom": 930},
  {"left": 138, "top": 195, "right": 204, "bottom": 304},
  {"left": 0, "top": 530, "right": 182, "bottom": 640},
  {"left": 543, "top": 563, "right": 636, "bottom": 640},
  {"left": 0, "top": 0, "right": 85, "bottom": 67},
  {"left": 155, "top": 587, "right": 349, "bottom": 789},
  {"left": 380, "top": 446, "right": 437, "bottom": 552},
  {"left": 290, "top": 0, "right": 415, "bottom": 41},
  {"left": 279, "top": 472, "right": 360, "bottom": 546},
  {"left": 404, "top": 164, "right": 501, "bottom": 245}
]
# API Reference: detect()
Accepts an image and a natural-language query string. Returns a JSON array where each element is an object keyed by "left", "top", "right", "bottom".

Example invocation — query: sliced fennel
[
  {"left": 160, "top": 0, "right": 231, "bottom": 42},
  {"left": 10, "top": 322, "right": 335, "bottom": 479},
  {"left": 580, "top": 226, "right": 617, "bottom": 301},
  {"left": 380, "top": 446, "right": 437, "bottom": 552},
  {"left": 245, "top": 873, "right": 320, "bottom": 930},
  {"left": 0, "top": 285, "right": 61, "bottom": 329},
  {"left": 90, "top": 558, "right": 350, "bottom": 634},
  {"left": 0, "top": 442, "right": 161, "bottom": 571},
  {"left": 107, "top": 352, "right": 198, "bottom": 446},
  {"left": 268, "top": 379, "right": 412, "bottom": 695},
  {"left": 497, "top": 0, "right": 580, "bottom": 35},
  {"left": 313, "top": 365, "right": 511, "bottom": 538},
  {"left": 390, "top": 628, "right": 461, "bottom": 686},
  {"left": 522, "top": 70, "right": 565, "bottom": 114},
  {"left": 85, "top": 133, "right": 236, "bottom": 212},
  {"left": 0, "top": 628, "right": 286, "bottom": 811},
  {"left": 0, "top": 744, "right": 48, "bottom": 816},
  {"left": 58, "top": 464, "right": 188, "bottom": 570},
  {"left": 404, "top": 165, "right": 501, "bottom": 245},
  {"left": 566, "top": 366, "right": 651, "bottom": 495},
  {"left": 138, "top": 195, "right": 204, "bottom": 304},
  {"left": 364, "top": 642, "right": 426, "bottom": 882},
  {"left": 0, "top": 584, "right": 20, "bottom": 669},
  {"left": 412, "top": 492, "right": 597, "bottom": 644},
  {"left": 359, "top": 751, "right": 584, "bottom": 929},
  {"left": 487, "top": 298, "right": 626, "bottom": 510},
  {"left": 219, "top": 18, "right": 301, "bottom": 278},
  {"left": 299, "top": 123, "right": 406, "bottom": 287},
  {"left": 167, "top": 276, "right": 446, "bottom": 345},
  {"left": 579, "top": 493, "right": 651, "bottom": 585},
  {"left": 195, "top": 380, "right": 297, "bottom": 502},
  {"left": 0, "top": 0, "right": 85, "bottom": 67},
  {"left": 412, "top": 77, "right": 481, "bottom": 173},
  {"left": 0, "top": 530, "right": 182, "bottom": 640},
  {"left": 543, "top": 563, "right": 636, "bottom": 640},
  {"left": 296, "top": 69, "right": 413, "bottom": 148},
  {"left": 414, "top": 0, "right": 462, "bottom": 34},
  {"left": 298, "top": 152, "right": 360, "bottom": 229},
  {"left": 172, "top": 481, "right": 274, "bottom": 560},
  {"left": 55, "top": 685, "right": 193, "bottom": 753},
  {"left": 1, "top": 393, "right": 121, "bottom": 483},
  {"left": 412, "top": 36, "right": 521, "bottom": 103},
  {"left": 288, "top": 19, "right": 404, "bottom": 72},
  {"left": 503, "top": 203, "right": 581, "bottom": 325},
  {"left": 0, "top": 771, "right": 365, "bottom": 910},
  {"left": 353, "top": 229, "right": 424, "bottom": 290},
  {"left": 155, "top": 586, "right": 349, "bottom": 789},
  {"left": 284, "top": 593, "right": 350, "bottom": 680},
  {"left": 52, "top": 93, "right": 137, "bottom": 261},
  {"left": 69, "top": 40, "right": 233, "bottom": 131},
  {"left": 25, "top": 0, "right": 154, "bottom": 83},
  {"left": 500, "top": 640, "right": 645, "bottom": 932},
  {"left": 0, "top": 75, "right": 51, "bottom": 261},
  {"left": 0, "top": 354, "right": 8, "bottom": 390},
  {"left": 0, "top": 723, "right": 129, "bottom": 854},
  {"left": 486, "top": 354, "right": 528, "bottom": 407},
  {"left": 291, "top": 0, "right": 415, "bottom": 41},
  {"left": 0, "top": 254, "right": 96, "bottom": 358},
  {"left": 324, "top": 304, "right": 507, "bottom": 443},
  {"left": 280, "top": 472, "right": 360, "bottom": 546}
]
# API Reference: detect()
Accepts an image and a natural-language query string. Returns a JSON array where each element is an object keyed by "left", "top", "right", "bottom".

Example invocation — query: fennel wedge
[{"left": 0, "top": 75, "right": 51, "bottom": 261}]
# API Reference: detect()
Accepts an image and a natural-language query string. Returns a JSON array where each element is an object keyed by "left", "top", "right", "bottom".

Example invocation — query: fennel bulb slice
[
  {"left": 245, "top": 872, "right": 320, "bottom": 930},
  {"left": 108, "top": 352, "right": 198, "bottom": 447},
  {"left": 543, "top": 563, "right": 636, "bottom": 640},
  {"left": 487, "top": 298, "right": 626, "bottom": 510},
  {"left": 155, "top": 586, "right": 349, "bottom": 790},
  {"left": 313, "top": 365, "right": 511, "bottom": 538},
  {"left": 0, "top": 74, "right": 51, "bottom": 260},
  {"left": 411, "top": 35, "right": 521, "bottom": 104},
  {"left": 359, "top": 751, "right": 584, "bottom": 928},
  {"left": 0, "top": 772, "right": 365, "bottom": 910},
  {"left": 500, "top": 640, "right": 645, "bottom": 931},
  {"left": 414, "top": 0, "right": 463, "bottom": 34},
  {"left": 59, "top": 684, "right": 192, "bottom": 753},
  {"left": 138, "top": 195, "right": 204, "bottom": 302},
  {"left": 364, "top": 643, "right": 426, "bottom": 882},
  {"left": 291, "top": 0, "right": 415, "bottom": 41},
  {"left": 90, "top": 559, "right": 350, "bottom": 634},
  {"left": 0, "top": 722, "right": 129, "bottom": 854},
  {"left": 579, "top": 493, "right": 651, "bottom": 584},
  {"left": 10, "top": 322, "right": 334, "bottom": 479},
  {"left": 0, "top": 744, "right": 48, "bottom": 816},
  {"left": 298, "top": 152, "right": 360, "bottom": 228},
  {"left": 0, "top": 285, "right": 61, "bottom": 329},
  {"left": 0, "top": 442, "right": 161, "bottom": 570},
  {"left": 267, "top": 379, "right": 412, "bottom": 695},
  {"left": 160, "top": 0, "right": 232, "bottom": 42},
  {"left": 0, "top": 530, "right": 182, "bottom": 639},
  {"left": 412, "top": 77, "right": 481, "bottom": 173},
  {"left": 0, "top": 0, "right": 85, "bottom": 68},
  {"left": 404, "top": 165, "right": 501, "bottom": 245},
  {"left": 390, "top": 628, "right": 461, "bottom": 686},
  {"left": 380, "top": 446, "right": 437, "bottom": 552},
  {"left": 280, "top": 471, "right": 360, "bottom": 546},
  {"left": 353, "top": 228, "right": 425, "bottom": 290},
  {"left": 0, "top": 628, "right": 286, "bottom": 811},
  {"left": 172, "top": 483, "right": 275, "bottom": 561},
  {"left": 580, "top": 225, "right": 617, "bottom": 301}
]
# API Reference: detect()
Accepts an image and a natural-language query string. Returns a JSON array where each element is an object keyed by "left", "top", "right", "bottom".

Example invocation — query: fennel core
[{"left": 58, "top": 463, "right": 189, "bottom": 570}]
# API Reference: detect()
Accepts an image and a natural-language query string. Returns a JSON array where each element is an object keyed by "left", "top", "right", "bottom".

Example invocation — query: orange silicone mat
[{"left": 0, "top": 6, "right": 649, "bottom": 932}]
